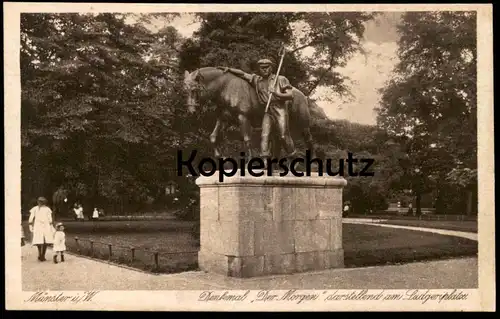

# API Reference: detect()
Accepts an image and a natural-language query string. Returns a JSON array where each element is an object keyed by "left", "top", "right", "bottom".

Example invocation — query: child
[
  {"left": 53, "top": 222, "right": 66, "bottom": 263},
  {"left": 92, "top": 207, "right": 99, "bottom": 221},
  {"left": 73, "top": 203, "right": 79, "bottom": 221}
]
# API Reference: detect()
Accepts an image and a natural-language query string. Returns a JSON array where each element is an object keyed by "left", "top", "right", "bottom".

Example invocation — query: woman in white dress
[
  {"left": 77, "top": 204, "right": 85, "bottom": 221},
  {"left": 28, "top": 197, "right": 55, "bottom": 261}
]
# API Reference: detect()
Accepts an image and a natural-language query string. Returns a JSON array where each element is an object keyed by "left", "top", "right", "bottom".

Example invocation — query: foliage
[
  {"left": 180, "top": 12, "right": 376, "bottom": 97},
  {"left": 21, "top": 12, "right": 477, "bottom": 217},
  {"left": 446, "top": 168, "right": 477, "bottom": 188},
  {"left": 21, "top": 13, "right": 201, "bottom": 213},
  {"left": 377, "top": 11, "right": 477, "bottom": 214}
]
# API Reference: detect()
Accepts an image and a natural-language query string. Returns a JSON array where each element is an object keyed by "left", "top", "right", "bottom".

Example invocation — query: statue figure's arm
[
  {"left": 217, "top": 67, "right": 255, "bottom": 83},
  {"left": 270, "top": 76, "right": 293, "bottom": 101}
]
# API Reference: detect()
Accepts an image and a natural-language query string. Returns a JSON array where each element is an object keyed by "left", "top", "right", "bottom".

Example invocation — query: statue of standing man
[{"left": 218, "top": 58, "right": 297, "bottom": 161}]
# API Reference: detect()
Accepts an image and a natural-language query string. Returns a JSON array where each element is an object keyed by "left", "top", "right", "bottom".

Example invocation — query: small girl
[
  {"left": 53, "top": 222, "right": 66, "bottom": 263},
  {"left": 92, "top": 207, "right": 99, "bottom": 221}
]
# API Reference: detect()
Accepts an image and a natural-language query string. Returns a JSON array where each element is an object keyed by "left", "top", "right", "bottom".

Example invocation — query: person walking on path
[
  {"left": 52, "top": 222, "right": 66, "bottom": 264},
  {"left": 28, "top": 197, "right": 55, "bottom": 261}
]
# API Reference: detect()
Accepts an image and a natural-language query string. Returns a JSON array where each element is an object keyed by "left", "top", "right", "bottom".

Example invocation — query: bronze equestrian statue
[{"left": 183, "top": 59, "right": 316, "bottom": 161}]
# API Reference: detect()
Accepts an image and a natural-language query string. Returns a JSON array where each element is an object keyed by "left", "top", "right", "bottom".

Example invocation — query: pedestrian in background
[
  {"left": 408, "top": 203, "right": 414, "bottom": 216},
  {"left": 28, "top": 197, "right": 54, "bottom": 261},
  {"left": 73, "top": 203, "right": 79, "bottom": 221},
  {"left": 92, "top": 207, "right": 100, "bottom": 221},
  {"left": 343, "top": 203, "right": 350, "bottom": 217},
  {"left": 74, "top": 203, "right": 84, "bottom": 221}
]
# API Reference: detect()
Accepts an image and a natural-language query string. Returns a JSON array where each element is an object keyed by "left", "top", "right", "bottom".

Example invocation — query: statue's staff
[{"left": 265, "top": 44, "right": 287, "bottom": 114}]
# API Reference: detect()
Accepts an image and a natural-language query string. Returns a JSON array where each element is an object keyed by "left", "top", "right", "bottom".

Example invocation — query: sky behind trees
[{"left": 158, "top": 12, "right": 402, "bottom": 125}]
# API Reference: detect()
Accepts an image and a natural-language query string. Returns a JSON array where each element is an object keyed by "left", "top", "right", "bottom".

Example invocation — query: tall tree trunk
[
  {"left": 416, "top": 191, "right": 422, "bottom": 216},
  {"left": 93, "top": 166, "right": 100, "bottom": 210},
  {"left": 466, "top": 189, "right": 473, "bottom": 216},
  {"left": 435, "top": 190, "right": 443, "bottom": 214}
]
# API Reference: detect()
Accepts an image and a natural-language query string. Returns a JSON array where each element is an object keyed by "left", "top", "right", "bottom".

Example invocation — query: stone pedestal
[{"left": 196, "top": 170, "right": 347, "bottom": 278}]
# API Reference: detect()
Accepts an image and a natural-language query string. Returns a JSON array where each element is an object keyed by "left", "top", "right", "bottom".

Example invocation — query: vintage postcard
[{"left": 5, "top": 3, "right": 495, "bottom": 311}]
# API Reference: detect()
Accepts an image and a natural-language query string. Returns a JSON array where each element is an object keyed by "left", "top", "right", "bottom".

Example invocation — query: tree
[
  {"left": 377, "top": 11, "right": 477, "bottom": 215},
  {"left": 21, "top": 13, "right": 191, "bottom": 213},
  {"left": 180, "top": 12, "right": 376, "bottom": 99},
  {"left": 21, "top": 12, "right": 412, "bottom": 218}
]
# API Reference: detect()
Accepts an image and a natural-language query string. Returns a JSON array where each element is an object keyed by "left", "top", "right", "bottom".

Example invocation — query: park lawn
[
  {"left": 379, "top": 220, "right": 478, "bottom": 233},
  {"left": 24, "top": 221, "right": 477, "bottom": 274},
  {"left": 61, "top": 220, "right": 200, "bottom": 273},
  {"left": 342, "top": 223, "right": 477, "bottom": 267},
  {"left": 62, "top": 219, "right": 197, "bottom": 236}
]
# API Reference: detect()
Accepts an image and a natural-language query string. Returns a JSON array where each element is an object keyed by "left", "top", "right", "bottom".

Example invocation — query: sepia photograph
[{"left": 5, "top": 3, "right": 494, "bottom": 311}]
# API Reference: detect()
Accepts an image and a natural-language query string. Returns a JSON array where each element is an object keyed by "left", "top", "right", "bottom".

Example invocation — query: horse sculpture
[{"left": 183, "top": 67, "right": 316, "bottom": 160}]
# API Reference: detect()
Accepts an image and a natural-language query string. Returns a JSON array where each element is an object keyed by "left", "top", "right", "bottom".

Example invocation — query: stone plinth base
[
  {"left": 196, "top": 170, "right": 347, "bottom": 278},
  {"left": 199, "top": 248, "right": 345, "bottom": 278}
]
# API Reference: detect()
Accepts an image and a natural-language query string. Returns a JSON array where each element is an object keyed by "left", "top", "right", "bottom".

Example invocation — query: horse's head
[
  {"left": 183, "top": 67, "right": 227, "bottom": 113},
  {"left": 183, "top": 70, "right": 202, "bottom": 113}
]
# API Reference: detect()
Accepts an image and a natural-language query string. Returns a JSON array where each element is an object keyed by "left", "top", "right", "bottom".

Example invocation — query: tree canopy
[
  {"left": 377, "top": 11, "right": 477, "bottom": 214},
  {"left": 21, "top": 13, "right": 200, "bottom": 213},
  {"left": 180, "top": 12, "right": 375, "bottom": 98},
  {"left": 20, "top": 12, "right": 477, "bottom": 217}
]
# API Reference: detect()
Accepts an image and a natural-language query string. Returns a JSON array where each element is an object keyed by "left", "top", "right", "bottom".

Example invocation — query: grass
[
  {"left": 342, "top": 223, "right": 477, "bottom": 267},
  {"left": 61, "top": 220, "right": 200, "bottom": 273},
  {"left": 378, "top": 220, "right": 478, "bottom": 233},
  {"left": 22, "top": 220, "right": 477, "bottom": 274}
]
